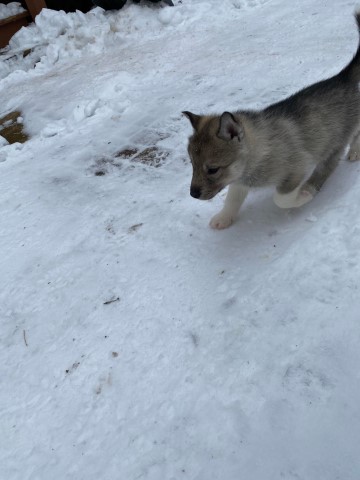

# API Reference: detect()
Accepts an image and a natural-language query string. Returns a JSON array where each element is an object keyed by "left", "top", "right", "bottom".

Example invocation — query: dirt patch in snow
[
  {"left": 0, "top": 111, "right": 29, "bottom": 144},
  {"left": 116, "top": 146, "right": 169, "bottom": 167}
]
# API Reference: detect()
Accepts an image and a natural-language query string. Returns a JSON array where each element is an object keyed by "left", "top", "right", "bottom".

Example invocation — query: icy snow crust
[{"left": 1, "top": 1, "right": 360, "bottom": 479}]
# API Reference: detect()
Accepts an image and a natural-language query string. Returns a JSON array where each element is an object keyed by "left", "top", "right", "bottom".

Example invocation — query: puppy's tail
[{"left": 341, "top": 10, "right": 360, "bottom": 82}]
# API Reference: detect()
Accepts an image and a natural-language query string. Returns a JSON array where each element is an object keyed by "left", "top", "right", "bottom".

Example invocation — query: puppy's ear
[
  {"left": 182, "top": 111, "right": 202, "bottom": 131},
  {"left": 217, "top": 112, "right": 243, "bottom": 141}
]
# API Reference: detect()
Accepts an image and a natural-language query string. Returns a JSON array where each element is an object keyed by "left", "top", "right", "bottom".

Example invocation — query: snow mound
[
  {"left": 2, "top": 4, "right": 183, "bottom": 77},
  {"left": 0, "top": 0, "right": 270, "bottom": 82},
  {"left": 0, "top": 2, "right": 25, "bottom": 21}
]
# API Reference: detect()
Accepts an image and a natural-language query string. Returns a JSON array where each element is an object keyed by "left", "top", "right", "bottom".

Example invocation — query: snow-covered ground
[
  {"left": 1, "top": 1, "right": 360, "bottom": 479},
  {"left": 0, "top": 2, "right": 25, "bottom": 21}
]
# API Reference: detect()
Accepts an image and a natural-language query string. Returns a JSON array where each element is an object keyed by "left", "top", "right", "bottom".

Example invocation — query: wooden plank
[
  {"left": 0, "top": 13, "right": 29, "bottom": 48},
  {"left": 0, "top": 11, "right": 29, "bottom": 28},
  {"left": 24, "top": 0, "right": 47, "bottom": 20}
]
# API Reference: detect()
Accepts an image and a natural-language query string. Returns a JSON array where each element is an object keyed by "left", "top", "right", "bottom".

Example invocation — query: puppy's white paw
[
  {"left": 295, "top": 189, "right": 314, "bottom": 207},
  {"left": 209, "top": 211, "right": 234, "bottom": 230},
  {"left": 274, "top": 188, "right": 313, "bottom": 209}
]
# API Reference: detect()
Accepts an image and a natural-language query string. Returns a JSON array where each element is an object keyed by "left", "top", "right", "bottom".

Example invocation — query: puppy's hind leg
[
  {"left": 301, "top": 150, "right": 341, "bottom": 198},
  {"left": 273, "top": 173, "right": 311, "bottom": 209},
  {"left": 274, "top": 151, "right": 341, "bottom": 209},
  {"left": 210, "top": 182, "right": 249, "bottom": 229}
]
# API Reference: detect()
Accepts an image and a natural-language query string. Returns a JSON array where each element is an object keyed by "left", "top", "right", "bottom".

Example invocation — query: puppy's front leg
[{"left": 210, "top": 182, "right": 249, "bottom": 229}]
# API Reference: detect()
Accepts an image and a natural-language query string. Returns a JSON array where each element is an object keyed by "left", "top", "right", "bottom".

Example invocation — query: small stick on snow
[
  {"left": 23, "top": 330, "right": 28, "bottom": 347},
  {"left": 103, "top": 297, "right": 120, "bottom": 305}
]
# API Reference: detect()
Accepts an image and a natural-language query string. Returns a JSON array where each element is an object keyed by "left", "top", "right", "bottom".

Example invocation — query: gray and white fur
[{"left": 183, "top": 12, "right": 360, "bottom": 229}]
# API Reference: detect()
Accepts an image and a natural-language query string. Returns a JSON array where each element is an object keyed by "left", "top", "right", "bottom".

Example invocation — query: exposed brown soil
[
  {"left": 0, "top": 111, "right": 29, "bottom": 144},
  {"left": 116, "top": 146, "right": 169, "bottom": 168}
]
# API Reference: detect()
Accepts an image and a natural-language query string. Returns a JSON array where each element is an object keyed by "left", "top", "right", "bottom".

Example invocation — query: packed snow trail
[{"left": 1, "top": 1, "right": 360, "bottom": 479}]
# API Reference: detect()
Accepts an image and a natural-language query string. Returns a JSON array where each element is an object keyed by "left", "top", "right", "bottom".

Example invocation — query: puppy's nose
[{"left": 190, "top": 186, "right": 202, "bottom": 198}]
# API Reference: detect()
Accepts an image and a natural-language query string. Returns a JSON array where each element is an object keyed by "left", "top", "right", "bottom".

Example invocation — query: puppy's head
[{"left": 183, "top": 111, "right": 246, "bottom": 200}]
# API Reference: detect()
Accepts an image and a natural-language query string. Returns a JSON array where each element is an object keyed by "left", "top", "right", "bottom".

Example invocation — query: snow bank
[
  {"left": 0, "top": 0, "right": 269, "bottom": 82},
  {"left": 0, "top": 2, "right": 25, "bottom": 20},
  {"left": 1, "top": 3, "right": 183, "bottom": 81}
]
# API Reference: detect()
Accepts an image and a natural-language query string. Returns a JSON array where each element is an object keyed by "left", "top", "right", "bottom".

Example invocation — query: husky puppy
[{"left": 183, "top": 12, "right": 360, "bottom": 229}]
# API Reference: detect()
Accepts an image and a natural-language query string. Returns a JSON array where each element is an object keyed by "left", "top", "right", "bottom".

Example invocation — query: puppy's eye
[{"left": 207, "top": 167, "right": 220, "bottom": 175}]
